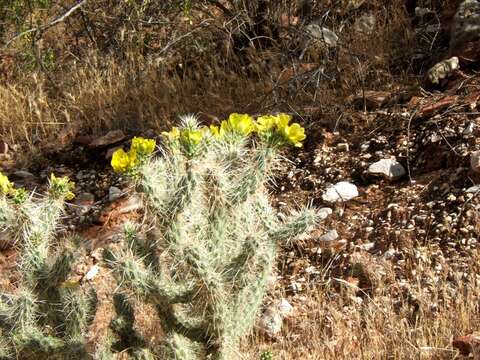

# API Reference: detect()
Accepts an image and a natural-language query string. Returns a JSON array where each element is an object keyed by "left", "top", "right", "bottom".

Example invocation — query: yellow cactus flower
[
  {"left": 282, "top": 122, "right": 306, "bottom": 147},
  {"left": 49, "top": 173, "right": 75, "bottom": 200},
  {"left": 161, "top": 127, "right": 180, "bottom": 142},
  {"left": 131, "top": 137, "right": 156, "bottom": 156},
  {"left": 0, "top": 172, "right": 13, "bottom": 194},
  {"left": 227, "top": 113, "right": 255, "bottom": 136},
  {"left": 180, "top": 129, "right": 203, "bottom": 146},
  {"left": 276, "top": 113, "right": 292, "bottom": 129},
  {"left": 256, "top": 115, "right": 278, "bottom": 133},
  {"left": 209, "top": 125, "right": 220, "bottom": 138},
  {"left": 111, "top": 148, "right": 138, "bottom": 173}
]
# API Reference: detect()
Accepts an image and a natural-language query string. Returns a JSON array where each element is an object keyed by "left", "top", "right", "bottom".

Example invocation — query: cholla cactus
[
  {"left": 0, "top": 173, "right": 97, "bottom": 360},
  {"left": 105, "top": 114, "right": 317, "bottom": 359}
]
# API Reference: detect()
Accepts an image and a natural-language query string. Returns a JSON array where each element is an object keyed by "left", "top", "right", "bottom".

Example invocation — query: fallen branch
[{"left": 3, "top": 0, "right": 88, "bottom": 48}]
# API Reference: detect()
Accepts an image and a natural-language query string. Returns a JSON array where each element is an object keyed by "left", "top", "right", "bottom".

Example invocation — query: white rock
[
  {"left": 322, "top": 182, "right": 359, "bottom": 202},
  {"left": 319, "top": 229, "right": 339, "bottom": 242},
  {"left": 427, "top": 57, "right": 459, "bottom": 85},
  {"left": 466, "top": 185, "right": 480, "bottom": 193},
  {"left": 108, "top": 186, "right": 123, "bottom": 202},
  {"left": 471, "top": 151, "right": 480, "bottom": 173},
  {"left": 277, "top": 299, "right": 294, "bottom": 317},
  {"left": 306, "top": 24, "right": 338, "bottom": 47},
  {"left": 258, "top": 306, "right": 283, "bottom": 337},
  {"left": 368, "top": 158, "right": 406, "bottom": 180},
  {"left": 84, "top": 265, "right": 100, "bottom": 281},
  {"left": 317, "top": 207, "right": 333, "bottom": 220}
]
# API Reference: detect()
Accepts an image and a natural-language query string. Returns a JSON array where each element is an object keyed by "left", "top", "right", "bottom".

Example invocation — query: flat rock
[
  {"left": 306, "top": 24, "right": 338, "bottom": 47},
  {"left": 322, "top": 182, "right": 359, "bottom": 203},
  {"left": 88, "top": 130, "right": 125, "bottom": 148},
  {"left": 368, "top": 158, "right": 406, "bottom": 180}
]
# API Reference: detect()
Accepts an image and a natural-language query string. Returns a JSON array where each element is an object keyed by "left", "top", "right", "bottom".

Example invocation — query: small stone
[
  {"left": 317, "top": 207, "right": 333, "bottom": 220},
  {"left": 337, "top": 143, "right": 349, "bottom": 152},
  {"left": 258, "top": 306, "right": 283, "bottom": 337},
  {"left": 277, "top": 299, "right": 294, "bottom": 317},
  {"left": 427, "top": 57, "right": 459, "bottom": 85},
  {"left": 463, "top": 122, "right": 475, "bottom": 136},
  {"left": 84, "top": 265, "right": 100, "bottom": 281},
  {"left": 471, "top": 151, "right": 480, "bottom": 173},
  {"left": 322, "top": 181, "right": 359, "bottom": 203},
  {"left": 11, "top": 170, "right": 35, "bottom": 180},
  {"left": 306, "top": 24, "right": 338, "bottom": 47},
  {"left": 118, "top": 194, "right": 143, "bottom": 214},
  {"left": 88, "top": 130, "right": 125, "bottom": 148},
  {"left": 359, "top": 242, "right": 375, "bottom": 251},
  {"left": 108, "top": 186, "right": 123, "bottom": 202},
  {"left": 368, "top": 158, "right": 406, "bottom": 180},
  {"left": 318, "top": 230, "right": 339, "bottom": 242}
]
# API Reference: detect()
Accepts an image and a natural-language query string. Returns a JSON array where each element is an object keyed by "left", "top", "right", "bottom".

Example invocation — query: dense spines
[
  {"left": 0, "top": 176, "right": 96, "bottom": 359},
  {"left": 107, "top": 114, "right": 318, "bottom": 359}
]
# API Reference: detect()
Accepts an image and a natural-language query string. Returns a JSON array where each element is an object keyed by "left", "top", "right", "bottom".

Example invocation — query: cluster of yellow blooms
[
  {"left": 111, "top": 137, "right": 156, "bottom": 173},
  {"left": 162, "top": 113, "right": 306, "bottom": 148},
  {"left": 1, "top": 171, "right": 75, "bottom": 201}
]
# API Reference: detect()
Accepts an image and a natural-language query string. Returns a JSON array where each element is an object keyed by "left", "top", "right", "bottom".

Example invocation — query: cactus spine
[
  {"left": 106, "top": 114, "right": 318, "bottom": 359},
  {"left": 0, "top": 174, "right": 97, "bottom": 360}
]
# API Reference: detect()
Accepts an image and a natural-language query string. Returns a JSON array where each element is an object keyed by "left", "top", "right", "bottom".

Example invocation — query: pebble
[
  {"left": 367, "top": 158, "right": 406, "bottom": 180},
  {"left": 318, "top": 230, "right": 339, "bottom": 242},
  {"left": 108, "top": 186, "right": 123, "bottom": 202},
  {"left": 277, "top": 298, "right": 294, "bottom": 317},
  {"left": 258, "top": 306, "right": 283, "bottom": 337},
  {"left": 322, "top": 181, "right": 359, "bottom": 202}
]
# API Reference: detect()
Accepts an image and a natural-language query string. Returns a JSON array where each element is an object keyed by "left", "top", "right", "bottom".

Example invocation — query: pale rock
[
  {"left": 258, "top": 306, "right": 283, "bottom": 337},
  {"left": 319, "top": 229, "right": 339, "bottom": 242},
  {"left": 368, "top": 158, "right": 406, "bottom": 180},
  {"left": 306, "top": 24, "right": 338, "bottom": 47},
  {"left": 11, "top": 170, "right": 35, "bottom": 180},
  {"left": 84, "top": 265, "right": 100, "bottom": 281},
  {"left": 471, "top": 150, "right": 480, "bottom": 172},
  {"left": 317, "top": 207, "right": 333, "bottom": 220},
  {"left": 427, "top": 57, "right": 459, "bottom": 84},
  {"left": 322, "top": 181, "right": 359, "bottom": 202},
  {"left": 277, "top": 299, "right": 294, "bottom": 317},
  {"left": 466, "top": 185, "right": 480, "bottom": 193},
  {"left": 118, "top": 194, "right": 143, "bottom": 213},
  {"left": 108, "top": 186, "right": 123, "bottom": 202}
]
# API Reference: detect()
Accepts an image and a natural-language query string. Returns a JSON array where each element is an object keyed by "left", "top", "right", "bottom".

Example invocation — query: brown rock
[
  {"left": 417, "top": 95, "right": 458, "bottom": 118},
  {"left": 349, "top": 91, "right": 392, "bottom": 110},
  {"left": 88, "top": 130, "right": 125, "bottom": 148},
  {"left": 453, "top": 334, "right": 480, "bottom": 356}
]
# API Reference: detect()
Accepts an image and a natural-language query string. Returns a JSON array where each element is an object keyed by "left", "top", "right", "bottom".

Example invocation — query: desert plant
[
  {"left": 0, "top": 173, "right": 97, "bottom": 360},
  {"left": 104, "top": 114, "right": 320, "bottom": 359}
]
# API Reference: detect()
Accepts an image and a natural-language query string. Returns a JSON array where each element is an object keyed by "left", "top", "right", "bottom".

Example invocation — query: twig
[
  {"left": 4, "top": 0, "right": 88, "bottom": 49},
  {"left": 158, "top": 19, "right": 212, "bottom": 56}
]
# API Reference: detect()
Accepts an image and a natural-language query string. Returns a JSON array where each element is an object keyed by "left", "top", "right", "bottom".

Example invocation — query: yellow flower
[
  {"left": 227, "top": 113, "right": 255, "bottom": 136},
  {"left": 49, "top": 173, "right": 76, "bottom": 200},
  {"left": 0, "top": 172, "right": 13, "bottom": 194},
  {"left": 111, "top": 149, "right": 138, "bottom": 173},
  {"left": 131, "top": 137, "right": 156, "bottom": 156},
  {"left": 161, "top": 127, "right": 180, "bottom": 142},
  {"left": 256, "top": 115, "right": 278, "bottom": 133},
  {"left": 209, "top": 125, "right": 220, "bottom": 138},
  {"left": 281, "top": 123, "right": 306, "bottom": 147},
  {"left": 276, "top": 113, "right": 292, "bottom": 129},
  {"left": 180, "top": 129, "right": 203, "bottom": 146}
]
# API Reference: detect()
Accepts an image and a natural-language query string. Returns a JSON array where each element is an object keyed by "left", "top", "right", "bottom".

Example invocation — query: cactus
[
  {"left": 0, "top": 173, "right": 97, "bottom": 360},
  {"left": 105, "top": 114, "right": 319, "bottom": 359}
]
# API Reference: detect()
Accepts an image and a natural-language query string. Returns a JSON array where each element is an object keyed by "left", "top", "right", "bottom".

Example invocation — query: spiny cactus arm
[
  {"left": 268, "top": 207, "right": 319, "bottom": 244},
  {"left": 223, "top": 236, "right": 261, "bottom": 284},
  {"left": 110, "top": 293, "right": 146, "bottom": 352},
  {"left": 104, "top": 248, "right": 195, "bottom": 303},
  {"left": 9, "top": 289, "right": 38, "bottom": 333},
  {"left": 161, "top": 332, "right": 206, "bottom": 360},
  {"left": 62, "top": 287, "right": 97, "bottom": 342},
  {"left": 227, "top": 146, "right": 275, "bottom": 205},
  {"left": 0, "top": 335, "right": 12, "bottom": 360},
  {"left": 12, "top": 326, "right": 65, "bottom": 357},
  {"left": 231, "top": 241, "right": 277, "bottom": 340},
  {"left": 19, "top": 197, "right": 66, "bottom": 287}
]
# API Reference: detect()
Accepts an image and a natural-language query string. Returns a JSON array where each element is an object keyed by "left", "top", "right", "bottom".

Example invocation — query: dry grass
[{"left": 244, "top": 247, "right": 480, "bottom": 359}]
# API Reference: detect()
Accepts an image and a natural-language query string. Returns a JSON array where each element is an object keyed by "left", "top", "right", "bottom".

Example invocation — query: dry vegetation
[{"left": 1, "top": 0, "right": 480, "bottom": 359}]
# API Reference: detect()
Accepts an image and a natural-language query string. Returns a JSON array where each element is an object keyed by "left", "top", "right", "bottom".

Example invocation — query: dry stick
[
  {"left": 406, "top": 110, "right": 416, "bottom": 184},
  {"left": 3, "top": 0, "right": 88, "bottom": 49}
]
